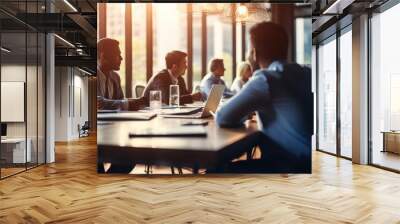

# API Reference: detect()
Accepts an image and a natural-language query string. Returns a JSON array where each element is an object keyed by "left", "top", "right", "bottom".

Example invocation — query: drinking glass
[
  {"left": 169, "top": 85, "right": 180, "bottom": 107},
  {"left": 149, "top": 90, "right": 162, "bottom": 110}
]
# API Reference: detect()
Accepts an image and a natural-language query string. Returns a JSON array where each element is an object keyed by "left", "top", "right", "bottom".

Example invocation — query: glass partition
[
  {"left": 339, "top": 28, "right": 352, "bottom": 158},
  {"left": 371, "top": 3, "right": 400, "bottom": 171},
  {"left": 0, "top": 1, "right": 46, "bottom": 179},
  {"left": 1, "top": 31, "right": 28, "bottom": 177},
  {"left": 317, "top": 36, "right": 337, "bottom": 154}
]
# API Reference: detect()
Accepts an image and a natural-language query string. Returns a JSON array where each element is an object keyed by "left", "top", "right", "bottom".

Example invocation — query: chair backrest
[
  {"left": 135, "top": 85, "right": 145, "bottom": 98},
  {"left": 82, "top": 121, "right": 90, "bottom": 129}
]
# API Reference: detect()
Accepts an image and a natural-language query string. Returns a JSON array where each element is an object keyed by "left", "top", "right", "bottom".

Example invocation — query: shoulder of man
[
  {"left": 151, "top": 69, "right": 170, "bottom": 81},
  {"left": 177, "top": 75, "right": 186, "bottom": 83},
  {"left": 145, "top": 69, "right": 167, "bottom": 86},
  {"left": 109, "top": 70, "right": 122, "bottom": 82}
]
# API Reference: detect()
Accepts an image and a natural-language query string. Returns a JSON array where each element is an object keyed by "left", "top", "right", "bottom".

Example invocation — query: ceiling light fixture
[
  {"left": 236, "top": 5, "right": 249, "bottom": 21},
  {"left": 63, "top": 0, "right": 78, "bottom": 12},
  {"left": 1, "top": 47, "right": 11, "bottom": 53},
  {"left": 54, "top": 34, "right": 75, "bottom": 48}
]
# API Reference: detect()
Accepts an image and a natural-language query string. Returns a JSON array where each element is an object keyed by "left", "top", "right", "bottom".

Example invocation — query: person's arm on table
[
  {"left": 215, "top": 73, "right": 270, "bottom": 128},
  {"left": 97, "top": 96, "right": 145, "bottom": 111},
  {"left": 97, "top": 96, "right": 128, "bottom": 110}
]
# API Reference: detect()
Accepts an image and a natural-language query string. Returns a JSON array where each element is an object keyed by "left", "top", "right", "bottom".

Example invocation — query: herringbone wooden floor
[{"left": 1, "top": 135, "right": 400, "bottom": 223}]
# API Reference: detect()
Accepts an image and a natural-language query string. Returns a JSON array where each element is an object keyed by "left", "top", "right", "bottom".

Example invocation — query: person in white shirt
[
  {"left": 200, "top": 58, "right": 235, "bottom": 99},
  {"left": 231, "top": 61, "right": 252, "bottom": 94}
]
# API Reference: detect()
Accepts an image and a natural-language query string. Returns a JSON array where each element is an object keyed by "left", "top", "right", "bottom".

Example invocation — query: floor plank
[{"left": 0, "top": 135, "right": 400, "bottom": 223}]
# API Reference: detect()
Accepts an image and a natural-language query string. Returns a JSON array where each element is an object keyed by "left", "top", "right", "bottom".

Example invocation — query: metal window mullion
[
  {"left": 201, "top": 11, "right": 207, "bottom": 78},
  {"left": 367, "top": 11, "right": 373, "bottom": 165},
  {"left": 99, "top": 3, "right": 107, "bottom": 39},
  {"left": 25, "top": 1, "right": 28, "bottom": 171},
  {"left": 187, "top": 3, "right": 193, "bottom": 92},
  {"left": 146, "top": 4, "right": 153, "bottom": 82},
  {"left": 231, "top": 4, "right": 237, "bottom": 82},
  {"left": 336, "top": 29, "right": 341, "bottom": 157},
  {"left": 316, "top": 44, "right": 319, "bottom": 151},
  {"left": 125, "top": 4, "right": 132, "bottom": 98},
  {"left": 36, "top": 0, "right": 39, "bottom": 167},
  {"left": 241, "top": 22, "right": 246, "bottom": 61}
]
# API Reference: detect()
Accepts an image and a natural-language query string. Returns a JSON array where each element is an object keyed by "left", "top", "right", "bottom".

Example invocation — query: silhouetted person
[
  {"left": 97, "top": 38, "right": 141, "bottom": 173},
  {"left": 97, "top": 38, "right": 144, "bottom": 111},
  {"left": 143, "top": 51, "right": 203, "bottom": 105},
  {"left": 215, "top": 22, "right": 313, "bottom": 173},
  {"left": 200, "top": 58, "right": 234, "bottom": 99}
]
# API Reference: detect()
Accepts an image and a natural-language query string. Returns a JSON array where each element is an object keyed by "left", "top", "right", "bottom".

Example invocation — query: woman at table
[{"left": 231, "top": 61, "right": 252, "bottom": 94}]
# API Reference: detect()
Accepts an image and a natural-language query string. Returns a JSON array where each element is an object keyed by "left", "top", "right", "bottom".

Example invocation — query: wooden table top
[
  {"left": 98, "top": 116, "right": 259, "bottom": 150},
  {"left": 97, "top": 116, "right": 261, "bottom": 168}
]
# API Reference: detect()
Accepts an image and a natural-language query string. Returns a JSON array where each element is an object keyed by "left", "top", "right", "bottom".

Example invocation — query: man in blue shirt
[
  {"left": 215, "top": 22, "right": 313, "bottom": 173},
  {"left": 200, "top": 58, "right": 234, "bottom": 99}
]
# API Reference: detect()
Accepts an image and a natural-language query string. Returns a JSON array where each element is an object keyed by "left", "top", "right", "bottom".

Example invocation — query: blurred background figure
[
  {"left": 231, "top": 61, "right": 252, "bottom": 94},
  {"left": 200, "top": 58, "right": 234, "bottom": 99}
]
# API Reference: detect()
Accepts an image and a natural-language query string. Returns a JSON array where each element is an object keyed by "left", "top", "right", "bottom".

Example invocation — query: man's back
[{"left": 216, "top": 61, "right": 312, "bottom": 171}]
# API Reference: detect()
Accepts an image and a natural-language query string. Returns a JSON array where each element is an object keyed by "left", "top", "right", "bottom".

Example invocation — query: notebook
[
  {"left": 129, "top": 126, "right": 207, "bottom": 137},
  {"left": 98, "top": 109, "right": 120, "bottom": 113},
  {"left": 97, "top": 112, "right": 156, "bottom": 121}
]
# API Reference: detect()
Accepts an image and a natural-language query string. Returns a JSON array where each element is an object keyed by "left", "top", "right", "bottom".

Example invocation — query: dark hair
[
  {"left": 165, "top": 51, "right": 187, "bottom": 69},
  {"left": 209, "top": 58, "right": 224, "bottom": 72},
  {"left": 249, "top": 22, "right": 288, "bottom": 61},
  {"left": 97, "top": 38, "right": 119, "bottom": 59}
]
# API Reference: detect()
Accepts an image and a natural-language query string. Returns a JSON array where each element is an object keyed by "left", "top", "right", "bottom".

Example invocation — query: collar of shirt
[
  {"left": 167, "top": 69, "right": 178, "bottom": 85},
  {"left": 252, "top": 60, "right": 286, "bottom": 80},
  {"left": 266, "top": 60, "right": 285, "bottom": 72}
]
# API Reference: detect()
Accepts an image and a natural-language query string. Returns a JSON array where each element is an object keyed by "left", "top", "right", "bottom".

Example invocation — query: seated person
[
  {"left": 200, "top": 58, "right": 234, "bottom": 99},
  {"left": 142, "top": 50, "right": 203, "bottom": 105},
  {"left": 231, "top": 61, "right": 252, "bottom": 94},
  {"left": 97, "top": 38, "right": 143, "bottom": 173},
  {"left": 97, "top": 38, "right": 145, "bottom": 111},
  {"left": 215, "top": 22, "right": 313, "bottom": 173}
]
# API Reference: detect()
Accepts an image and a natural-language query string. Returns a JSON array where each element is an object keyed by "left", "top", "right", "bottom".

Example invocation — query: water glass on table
[
  {"left": 149, "top": 90, "right": 162, "bottom": 111},
  {"left": 169, "top": 85, "right": 180, "bottom": 107}
]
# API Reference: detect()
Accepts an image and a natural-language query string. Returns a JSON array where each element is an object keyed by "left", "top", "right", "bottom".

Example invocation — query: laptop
[{"left": 160, "top": 84, "right": 225, "bottom": 119}]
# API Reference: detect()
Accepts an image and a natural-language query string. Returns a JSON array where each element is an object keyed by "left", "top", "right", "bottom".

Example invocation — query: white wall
[
  {"left": 55, "top": 67, "right": 89, "bottom": 141},
  {"left": 1, "top": 64, "right": 46, "bottom": 164}
]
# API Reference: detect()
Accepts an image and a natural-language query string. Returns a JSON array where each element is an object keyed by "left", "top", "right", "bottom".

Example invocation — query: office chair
[
  {"left": 78, "top": 121, "right": 90, "bottom": 138},
  {"left": 135, "top": 84, "right": 145, "bottom": 98}
]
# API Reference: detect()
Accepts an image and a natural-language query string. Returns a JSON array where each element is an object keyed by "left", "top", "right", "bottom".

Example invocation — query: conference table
[{"left": 97, "top": 114, "right": 262, "bottom": 173}]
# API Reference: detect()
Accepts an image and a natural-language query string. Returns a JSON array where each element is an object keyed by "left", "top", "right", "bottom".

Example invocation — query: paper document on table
[
  {"left": 129, "top": 126, "right": 207, "bottom": 137},
  {"left": 97, "top": 112, "right": 156, "bottom": 121}
]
